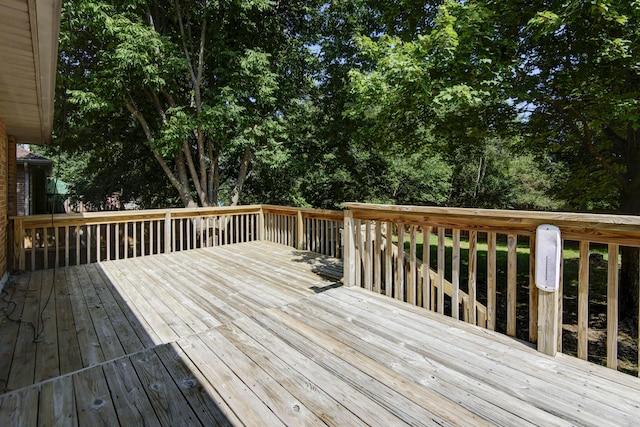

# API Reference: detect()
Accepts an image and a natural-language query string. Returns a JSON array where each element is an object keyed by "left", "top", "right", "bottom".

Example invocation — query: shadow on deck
[{"left": 0, "top": 241, "right": 639, "bottom": 426}]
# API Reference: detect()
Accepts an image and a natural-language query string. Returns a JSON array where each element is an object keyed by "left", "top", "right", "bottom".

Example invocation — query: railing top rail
[
  {"left": 11, "top": 205, "right": 263, "bottom": 226},
  {"left": 342, "top": 202, "right": 640, "bottom": 246},
  {"left": 261, "top": 205, "right": 343, "bottom": 221}
]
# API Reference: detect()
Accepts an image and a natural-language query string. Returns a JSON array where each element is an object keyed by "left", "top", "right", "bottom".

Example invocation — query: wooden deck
[{"left": 0, "top": 241, "right": 639, "bottom": 426}]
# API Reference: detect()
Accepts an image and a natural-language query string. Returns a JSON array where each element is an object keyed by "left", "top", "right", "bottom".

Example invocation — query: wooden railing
[
  {"left": 12, "top": 205, "right": 263, "bottom": 271},
  {"left": 342, "top": 202, "right": 640, "bottom": 374},
  {"left": 11, "top": 204, "right": 343, "bottom": 271},
  {"left": 261, "top": 205, "right": 344, "bottom": 258}
]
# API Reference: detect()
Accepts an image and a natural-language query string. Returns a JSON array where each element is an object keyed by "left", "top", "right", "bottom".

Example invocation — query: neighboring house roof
[
  {"left": 16, "top": 147, "right": 52, "bottom": 165},
  {"left": 0, "top": 1, "right": 62, "bottom": 145}
]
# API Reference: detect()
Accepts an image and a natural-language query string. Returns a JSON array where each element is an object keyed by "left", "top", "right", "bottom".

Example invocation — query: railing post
[
  {"left": 296, "top": 210, "right": 304, "bottom": 250},
  {"left": 164, "top": 210, "right": 172, "bottom": 254},
  {"left": 537, "top": 289, "right": 559, "bottom": 356},
  {"left": 344, "top": 209, "right": 356, "bottom": 287}
]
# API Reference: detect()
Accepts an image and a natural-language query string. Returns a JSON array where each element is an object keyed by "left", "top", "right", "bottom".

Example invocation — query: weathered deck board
[{"left": 0, "top": 241, "right": 639, "bottom": 426}]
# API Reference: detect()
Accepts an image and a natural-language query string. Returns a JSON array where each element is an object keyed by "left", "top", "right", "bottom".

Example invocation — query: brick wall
[{"left": 0, "top": 120, "right": 7, "bottom": 276}]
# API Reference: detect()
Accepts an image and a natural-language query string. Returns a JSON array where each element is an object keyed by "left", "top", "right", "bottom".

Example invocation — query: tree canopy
[{"left": 47, "top": 0, "right": 640, "bottom": 217}]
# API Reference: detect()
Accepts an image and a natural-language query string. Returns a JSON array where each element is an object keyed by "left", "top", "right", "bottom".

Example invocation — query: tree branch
[
  {"left": 543, "top": 98, "right": 628, "bottom": 189},
  {"left": 124, "top": 95, "right": 193, "bottom": 206}
]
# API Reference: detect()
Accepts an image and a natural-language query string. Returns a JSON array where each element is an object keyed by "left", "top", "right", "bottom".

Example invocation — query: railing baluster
[
  {"left": 124, "top": 222, "right": 128, "bottom": 259},
  {"left": 468, "top": 230, "right": 477, "bottom": 325},
  {"left": 355, "top": 218, "right": 362, "bottom": 288},
  {"left": 385, "top": 221, "right": 392, "bottom": 298},
  {"left": 452, "top": 229, "right": 460, "bottom": 320},
  {"left": 409, "top": 225, "right": 417, "bottom": 306},
  {"left": 607, "top": 244, "right": 619, "bottom": 369},
  {"left": 133, "top": 222, "right": 137, "bottom": 257},
  {"left": 76, "top": 225, "right": 82, "bottom": 265},
  {"left": 528, "top": 235, "right": 537, "bottom": 341},
  {"left": 364, "top": 220, "right": 372, "bottom": 291},
  {"left": 436, "top": 228, "right": 445, "bottom": 313},
  {"left": 64, "top": 225, "right": 70, "bottom": 267},
  {"left": 507, "top": 234, "right": 517, "bottom": 336},
  {"left": 577, "top": 241, "right": 590, "bottom": 360},
  {"left": 43, "top": 227, "right": 48, "bottom": 270},
  {"left": 374, "top": 221, "right": 382, "bottom": 294},
  {"left": 396, "top": 224, "right": 404, "bottom": 301},
  {"left": 421, "top": 226, "right": 431, "bottom": 310},
  {"left": 96, "top": 223, "right": 101, "bottom": 261}
]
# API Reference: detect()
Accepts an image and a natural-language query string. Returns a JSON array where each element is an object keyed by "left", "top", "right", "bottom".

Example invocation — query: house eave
[{"left": 0, "top": 0, "right": 62, "bottom": 145}]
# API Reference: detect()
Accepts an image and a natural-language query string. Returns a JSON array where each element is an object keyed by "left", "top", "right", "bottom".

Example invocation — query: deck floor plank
[
  {"left": 155, "top": 343, "right": 240, "bottom": 427},
  {"left": 129, "top": 345, "right": 203, "bottom": 426},
  {"left": 98, "top": 261, "right": 178, "bottom": 344},
  {"left": 39, "top": 374, "right": 77, "bottom": 427},
  {"left": 283, "top": 293, "right": 564, "bottom": 426},
  {"left": 198, "top": 328, "right": 326, "bottom": 427},
  {"left": 52, "top": 269, "right": 83, "bottom": 377},
  {"left": 253, "top": 306, "right": 487, "bottom": 427},
  {"left": 84, "top": 264, "right": 146, "bottom": 355},
  {"left": 66, "top": 266, "right": 105, "bottom": 368},
  {"left": 321, "top": 288, "right": 636, "bottom": 426},
  {"left": 334, "top": 287, "right": 640, "bottom": 412},
  {"left": 1, "top": 241, "right": 639, "bottom": 427},
  {"left": 74, "top": 265, "right": 126, "bottom": 362},
  {"left": 6, "top": 271, "right": 42, "bottom": 390},
  {"left": 0, "top": 386, "right": 39, "bottom": 427},
  {"left": 102, "top": 353, "right": 161, "bottom": 427},
  {"left": 179, "top": 334, "right": 287, "bottom": 427},
  {"left": 113, "top": 258, "right": 209, "bottom": 336},
  {"left": 107, "top": 259, "right": 196, "bottom": 339},
  {"left": 231, "top": 315, "right": 413, "bottom": 427},
  {"left": 129, "top": 255, "right": 222, "bottom": 330},
  {"left": 72, "top": 363, "right": 120, "bottom": 426},
  {"left": 217, "top": 321, "right": 371, "bottom": 427},
  {"left": 34, "top": 268, "right": 59, "bottom": 383},
  {"left": 0, "top": 272, "right": 30, "bottom": 392},
  {"left": 97, "top": 262, "right": 164, "bottom": 346}
]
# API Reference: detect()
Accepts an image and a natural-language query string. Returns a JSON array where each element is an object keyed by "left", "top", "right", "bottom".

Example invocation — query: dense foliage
[{"left": 46, "top": 0, "right": 640, "bottom": 217}]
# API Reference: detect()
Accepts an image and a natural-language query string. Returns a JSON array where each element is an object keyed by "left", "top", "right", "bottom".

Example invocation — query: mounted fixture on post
[{"left": 535, "top": 224, "right": 562, "bottom": 356}]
